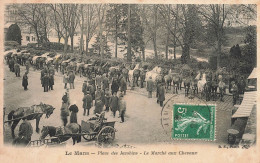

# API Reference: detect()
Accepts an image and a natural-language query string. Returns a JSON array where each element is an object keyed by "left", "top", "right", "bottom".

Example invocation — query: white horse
[
  {"left": 197, "top": 73, "right": 207, "bottom": 98},
  {"left": 145, "top": 66, "right": 162, "bottom": 83},
  {"left": 128, "top": 64, "right": 139, "bottom": 85}
]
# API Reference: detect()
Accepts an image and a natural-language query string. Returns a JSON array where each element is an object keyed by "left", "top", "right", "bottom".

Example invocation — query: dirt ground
[{"left": 3, "top": 64, "right": 233, "bottom": 147}]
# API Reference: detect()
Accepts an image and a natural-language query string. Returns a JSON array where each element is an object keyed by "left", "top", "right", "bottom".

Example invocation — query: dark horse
[
  {"left": 40, "top": 123, "right": 81, "bottom": 145},
  {"left": 7, "top": 103, "right": 55, "bottom": 139},
  {"left": 183, "top": 77, "right": 192, "bottom": 97},
  {"left": 133, "top": 69, "right": 140, "bottom": 87}
]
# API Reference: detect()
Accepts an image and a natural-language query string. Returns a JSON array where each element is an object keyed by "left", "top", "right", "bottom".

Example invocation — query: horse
[
  {"left": 197, "top": 73, "right": 207, "bottom": 99},
  {"left": 183, "top": 77, "right": 192, "bottom": 97},
  {"left": 211, "top": 75, "right": 219, "bottom": 101},
  {"left": 40, "top": 123, "right": 81, "bottom": 145},
  {"left": 128, "top": 64, "right": 140, "bottom": 87},
  {"left": 7, "top": 103, "right": 55, "bottom": 139},
  {"left": 164, "top": 74, "right": 173, "bottom": 90}
]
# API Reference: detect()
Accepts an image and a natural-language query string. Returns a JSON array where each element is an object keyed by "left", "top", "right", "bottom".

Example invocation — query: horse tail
[
  {"left": 78, "top": 124, "right": 82, "bottom": 143},
  {"left": 8, "top": 110, "right": 15, "bottom": 125}
]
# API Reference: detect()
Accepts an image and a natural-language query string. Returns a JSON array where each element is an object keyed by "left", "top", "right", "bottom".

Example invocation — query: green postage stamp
[{"left": 172, "top": 104, "right": 216, "bottom": 141}]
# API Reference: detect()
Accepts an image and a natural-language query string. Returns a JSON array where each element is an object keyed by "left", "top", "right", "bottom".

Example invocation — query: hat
[
  {"left": 86, "top": 91, "right": 90, "bottom": 94},
  {"left": 84, "top": 80, "right": 87, "bottom": 82}
]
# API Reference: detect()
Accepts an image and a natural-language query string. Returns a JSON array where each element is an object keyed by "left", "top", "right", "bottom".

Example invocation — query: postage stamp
[{"left": 172, "top": 104, "right": 216, "bottom": 141}]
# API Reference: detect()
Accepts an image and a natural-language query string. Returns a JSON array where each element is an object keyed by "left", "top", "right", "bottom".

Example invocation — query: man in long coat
[
  {"left": 157, "top": 83, "right": 165, "bottom": 107},
  {"left": 18, "top": 118, "right": 33, "bottom": 143},
  {"left": 69, "top": 71, "right": 75, "bottom": 89},
  {"left": 87, "top": 82, "right": 95, "bottom": 100},
  {"left": 82, "top": 91, "right": 93, "bottom": 116},
  {"left": 120, "top": 77, "right": 127, "bottom": 95},
  {"left": 14, "top": 62, "right": 20, "bottom": 77},
  {"left": 146, "top": 76, "right": 154, "bottom": 98},
  {"left": 96, "top": 74, "right": 102, "bottom": 89},
  {"left": 111, "top": 78, "right": 119, "bottom": 95},
  {"left": 118, "top": 93, "right": 126, "bottom": 123},
  {"left": 42, "top": 73, "right": 49, "bottom": 92},
  {"left": 110, "top": 92, "right": 119, "bottom": 117},
  {"left": 69, "top": 104, "right": 79, "bottom": 123},
  {"left": 140, "top": 69, "right": 146, "bottom": 88},
  {"left": 49, "top": 74, "right": 54, "bottom": 90},
  {"left": 102, "top": 74, "right": 109, "bottom": 91},
  {"left": 82, "top": 80, "right": 88, "bottom": 95},
  {"left": 104, "top": 88, "right": 111, "bottom": 112},
  {"left": 94, "top": 97, "right": 104, "bottom": 114},
  {"left": 22, "top": 72, "right": 28, "bottom": 90}
]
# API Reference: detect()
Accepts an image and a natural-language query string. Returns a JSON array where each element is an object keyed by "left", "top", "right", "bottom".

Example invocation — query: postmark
[{"left": 172, "top": 104, "right": 216, "bottom": 141}]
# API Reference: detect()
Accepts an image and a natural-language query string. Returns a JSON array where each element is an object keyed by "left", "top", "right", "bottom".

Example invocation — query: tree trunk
[
  {"left": 70, "top": 35, "right": 74, "bottom": 52},
  {"left": 153, "top": 5, "right": 158, "bottom": 59},
  {"left": 153, "top": 37, "right": 158, "bottom": 59},
  {"left": 85, "top": 37, "right": 89, "bottom": 56},
  {"left": 173, "top": 5, "right": 179, "bottom": 60},
  {"left": 182, "top": 43, "right": 190, "bottom": 64},
  {"left": 115, "top": 12, "right": 118, "bottom": 58},
  {"left": 142, "top": 46, "right": 145, "bottom": 61},
  {"left": 165, "top": 4, "right": 170, "bottom": 60},
  {"left": 127, "top": 4, "right": 132, "bottom": 62},
  {"left": 64, "top": 37, "right": 68, "bottom": 54},
  {"left": 217, "top": 38, "right": 221, "bottom": 68},
  {"left": 80, "top": 5, "right": 84, "bottom": 55}
]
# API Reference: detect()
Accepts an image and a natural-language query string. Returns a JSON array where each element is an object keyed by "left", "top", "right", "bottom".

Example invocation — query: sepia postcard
[{"left": 0, "top": 0, "right": 259, "bottom": 162}]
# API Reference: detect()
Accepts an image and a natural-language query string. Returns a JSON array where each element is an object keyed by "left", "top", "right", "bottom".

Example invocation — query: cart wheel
[
  {"left": 82, "top": 131, "right": 95, "bottom": 141},
  {"left": 97, "top": 126, "right": 115, "bottom": 145}
]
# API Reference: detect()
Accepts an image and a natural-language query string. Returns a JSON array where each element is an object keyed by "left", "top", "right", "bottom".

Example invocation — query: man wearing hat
[
  {"left": 95, "top": 86, "right": 105, "bottom": 104},
  {"left": 82, "top": 91, "right": 93, "bottom": 116},
  {"left": 82, "top": 80, "right": 88, "bottom": 95},
  {"left": 146, "top": 76, "right": 154, "bottom": 98}
]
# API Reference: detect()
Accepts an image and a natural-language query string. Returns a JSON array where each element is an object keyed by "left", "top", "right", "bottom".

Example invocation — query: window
[{"left": 26, "top": 36, "right": 30, "bottom": 41}]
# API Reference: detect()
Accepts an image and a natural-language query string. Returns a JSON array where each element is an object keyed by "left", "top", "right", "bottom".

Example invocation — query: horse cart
[
  {"left": 27, "top": 112, "right": 117, "bottom": 147},
  {"left": 81, "top": 114, "right": 117, "bottom": 145}
]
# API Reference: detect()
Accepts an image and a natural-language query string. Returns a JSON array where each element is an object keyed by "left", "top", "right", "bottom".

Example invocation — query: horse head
[{"left": 41, "top": 104, "right": 55, "bottom": 118}]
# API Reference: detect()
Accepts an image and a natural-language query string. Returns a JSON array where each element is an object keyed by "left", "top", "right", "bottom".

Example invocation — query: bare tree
[{"left": 84, "top": 4, "right": 98, "bottom": 56}]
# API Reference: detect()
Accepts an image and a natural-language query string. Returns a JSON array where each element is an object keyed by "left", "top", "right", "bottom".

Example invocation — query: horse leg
[
  {"left": 11, "top": 120, "right": 20, "bottom": 139},
  {"left": 72, "top": 137, "right": 75, "bottom": 145}
]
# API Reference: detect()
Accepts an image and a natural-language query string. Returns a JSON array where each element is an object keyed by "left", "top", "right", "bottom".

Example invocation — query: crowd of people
[{"left": 6, "top": 48, "right": 249, "bottom": 146}]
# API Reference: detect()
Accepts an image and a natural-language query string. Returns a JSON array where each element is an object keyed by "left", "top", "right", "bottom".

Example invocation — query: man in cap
[
  {"left": 82, "top": 91, "right": 93, "bottom": 116},
  {"left": 146, "top": 76, "right": 154, "bottom": 98}
]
